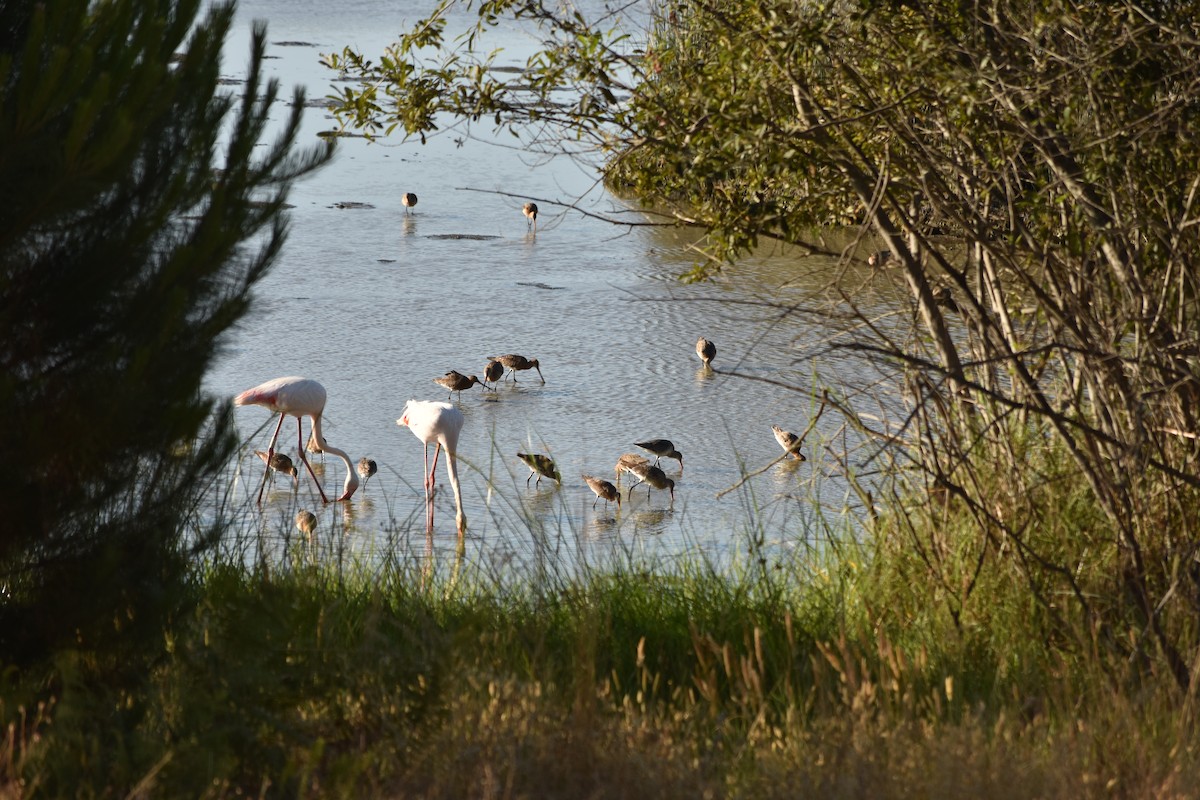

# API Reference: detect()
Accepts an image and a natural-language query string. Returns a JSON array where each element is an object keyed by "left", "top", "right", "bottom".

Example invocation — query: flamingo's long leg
[
  {"left": 256, "top": 412, "right": 288, "bottom": 504},
  {"left": 294, "top": 417, "right": 330, "bottom": 504},
  {"left": 428, "top": 444, "right": 445, "bottom": 532}
]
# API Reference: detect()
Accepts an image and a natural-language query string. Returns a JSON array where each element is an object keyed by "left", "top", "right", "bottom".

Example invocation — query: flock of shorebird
[{"left": 237, "top": 197, "right": 805, "bottom": 539}]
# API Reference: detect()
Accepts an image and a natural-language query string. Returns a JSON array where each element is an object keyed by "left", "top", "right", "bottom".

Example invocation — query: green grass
[{"left": 2, "top": 475, "right": 1198, "bottom": 797}]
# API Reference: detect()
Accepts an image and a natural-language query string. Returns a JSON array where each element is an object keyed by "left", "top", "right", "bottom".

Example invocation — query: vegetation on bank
[
  {"left": 3, "top": 531, "right": 1198, "bottom": 797},
  {"left": 5, "top": 0, "right": 1200, "bottom": 796}
]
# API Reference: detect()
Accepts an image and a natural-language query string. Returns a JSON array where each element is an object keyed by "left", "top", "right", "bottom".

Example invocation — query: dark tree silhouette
[{"left": 0, "top": 0, "right": 331, "bottom": 663}]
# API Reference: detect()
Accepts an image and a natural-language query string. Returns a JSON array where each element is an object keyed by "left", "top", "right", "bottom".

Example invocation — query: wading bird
[
  {"left": 635, "top": 439, "right": 683, "bottom": 472},
  {"left": 235, "top": 376, "right": 359, "bottom": 504},
  {"left": 626, "top": 462, "right": 675, "bottom": 504},
  {"left": 402, "top": 192, "right": 418, "bottom": 215},
  {"left": 867, "top": 250, "right": 894, "bottom": 268},
  {"left": 522, "top": 202, "right": 538, "bottom": 232},
  {"left": 357, "top": 457, "right": 378, "bottom": 487},
  {"left": 518, "top": 452, "right": 560, "bottom": 487},
  {"left": 486, "top": 353, "right": 544, "bottom": 383},
  {"left": 306, "top": 431, "right": 328, "bottom": 464},
  {"left": 254, "top": 450, "right": 298, "bottom": 482},
  {"left": 483, "top": 359, "right": 504, "bottom": 389},
  {"left": 295, "top": 509, "right": 317, "bottom": 539},
  {"left": 397, "top": 400, "right": 467, "bottom": 534},
  {"left": 696, "top": 337, "right": 716, "bottom": 368},
  {"left": 772, "top": 425, "right": 806, "bottom": 461},
  {"left": 614, "top": 453, "right": 649, "bottom": 486},
  {"left": 583, "top": 474, "right": 621, "bottom": 511},
  {"left": 433, "top": 370, "right": 484, "bottom": 400}
]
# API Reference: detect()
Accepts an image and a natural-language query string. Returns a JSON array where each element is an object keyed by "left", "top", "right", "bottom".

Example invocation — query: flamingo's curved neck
[
  {"left": 443, "top": 449, "right": 466, "bottom": 534},
  {"left": 310, "top": 414, "right": 359, "bottom": 501}
]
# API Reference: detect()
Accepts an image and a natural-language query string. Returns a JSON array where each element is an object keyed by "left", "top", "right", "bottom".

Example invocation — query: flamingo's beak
[{"left": 397, "top": 415, "right": 409, "bottom": 427}]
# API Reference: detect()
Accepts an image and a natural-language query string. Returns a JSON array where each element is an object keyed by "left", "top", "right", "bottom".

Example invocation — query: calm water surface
[{"left": 205, "top": 0, "right": 907, "bottom": 573}]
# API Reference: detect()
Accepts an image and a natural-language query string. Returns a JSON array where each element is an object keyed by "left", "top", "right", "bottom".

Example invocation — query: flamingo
[
  {"left": 518, "top": 452, "right": 560, "bottom": 487},
  {"left": 635, "top": 439, "right": 683, "bottom": 472},
  {"left": 696, "top": 337, "right": 716, "bottom": 368},
  {"left": 397, "top": 400, "right": 467, "bottom": 534},
  {"left": 583, "top": 474, "right": 621, "bottom": 511},
  {"left": 433, "top": 370, "right": 484, "bottom": 400},
  {"left": 402, "top": 192, "right": 418, "bottom": 215},
  {"left": 626, "top": 461, "right": 675, "bottom": 504},
  {"left": 522, "top": 202, "right": 538, "bottom": 232},
  {"left": 486, "top": 353, "right": 544, "bottom": 383},
  {"left": 772, "top": 425, "right": 806, "bottom": 461},
  {"left": 235, "top": 376, "right": 359, "bottom": 504}
]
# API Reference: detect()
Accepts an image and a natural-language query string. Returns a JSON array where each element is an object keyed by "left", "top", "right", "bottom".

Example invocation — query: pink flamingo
[
  {"left": 522, "top": 202, "right": 538, "bottom": 232},
  {"left": 235, "top": 376, "right": 359, "bottom": 505},
  {"left": 397, "top": 400, "right": 467, "bottom": 535}
]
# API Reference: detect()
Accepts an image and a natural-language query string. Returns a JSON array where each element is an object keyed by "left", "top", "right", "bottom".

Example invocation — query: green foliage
[
  {"left": 0, "top": 0, "right": 331, "bottom": 665},
  {"left": 327, "top": 0, "right": 1200, "bottom": 693},
  {"left": 4, "top": 547, "right": 1198, "bottom": 797}
]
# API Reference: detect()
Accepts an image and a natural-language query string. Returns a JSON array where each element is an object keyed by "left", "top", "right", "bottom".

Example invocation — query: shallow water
[{"left": 204, "top": 0, "right": 909, "bottom": 572}]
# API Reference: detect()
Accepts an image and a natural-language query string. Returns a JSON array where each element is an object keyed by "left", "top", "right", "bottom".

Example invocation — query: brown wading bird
[
  {"left": 635, "top": 438, "right": 683, "bottom": 472},
  {"left": 867, "top": 250, "right": 894, "bottom": 268},
  {"left": 626, "top": 461, "right": 675, "bottom": 504},
  {"left": 357, "top": 457, "right": 378, "bottom": 487},
  {"left": 614, "top": 453, "right": 649, "bottom": 485},
  {"left": 255, "top": 449, "right": 298, "bottom": 481},
  {"left": 518, "top": 452, "right": 560, "bottom": 487},
  {"left": 696, "top": 337, "right": 716, "bottom": 368},
  {"left": 523, "top": 202, "right": 538, "bottom": 232},
  {"left": 486, "top": 353, "right": 545, "bottom": 383},
  {"left": 235, "top": 376, "right": 359, "bottom": 505},
  {"left": 772, "top": 425, "right": 806, "bottom": 461},
  {"left": 434, "top": 370, "right": 484, "bottom": 400},
  {"left": 483, "top": 359, "right": 504, "bottom": 388},
  {"left": 295, "top": 509, "right": 317, "bottom": 538},
  {"left": 307, "top": 431, "right": 326, "bottom": 462},
  {"left": 583, "top": 474, "right": 621, "bottom": 511},
  {"left": 401, "top": 192, "right": 418, "bottom": 215}
]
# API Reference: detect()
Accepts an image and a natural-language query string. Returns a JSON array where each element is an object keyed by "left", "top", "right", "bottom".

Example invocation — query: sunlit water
[{"left": 203, "top": 0, "right": 911, "bottom": 574}]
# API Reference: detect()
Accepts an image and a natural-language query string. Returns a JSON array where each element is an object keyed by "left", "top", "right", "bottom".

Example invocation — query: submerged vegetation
[{"left": 5, "top": 0, "right": 1200, "bottom": 795}]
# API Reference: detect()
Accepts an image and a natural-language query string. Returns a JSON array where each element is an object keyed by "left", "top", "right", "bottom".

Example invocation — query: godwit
[
  {"left": 483, "top": 359, "right": 504, "bottom": 389},
  {"left": 295, "top": 509, "right": 317, "bottom": 538},
  {"left": 772, "top": 425, "right": 806, "bottom": 461},
  {"left": 402, "top": 192, "right": 418, "bottom": 215},
  {"left": 254, "top": 449, "right": 298, "bottom": 481},
  {"left": 235, "top": 377, "right": 359, "bottom": 504},
  {"left": 614, "top": 453, "right": 649, "bottom": 485},
  {"left": 522, "top": 202, "right": 538, "bottom": 232},
  {"left": 583, "top": 474, "right": 621, "bottom": 511},
  {"left": 518, "top": 452, "right": 560, "bottom": 486},
  {"left": 307, "top": 431, "right": 326, "bottom": 462},
  {"left": 696, "top": 337, "right": 716, "bottom": 368},
  {"left": 635, "top": 439, "right": 683, "bottom": 472},
  {"left": 357, "top": 457, "right": 378, "bottom": 486},
  {"left": 434, "top": 370, "right": 484, "bottom": 400},
  {"left": 626, "top": 461, "right": 675, "bottom": 503},
  {"left": 867, "top": 250, "right": 894, "bottom": 268},
  {"left": 486, "top": 354, "right": 544, "bottom": 383}
]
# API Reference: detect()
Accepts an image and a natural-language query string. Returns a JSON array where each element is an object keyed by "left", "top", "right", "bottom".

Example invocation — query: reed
[{"left": 2, "top": 458, "right": 1197, "bottom": 798}]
